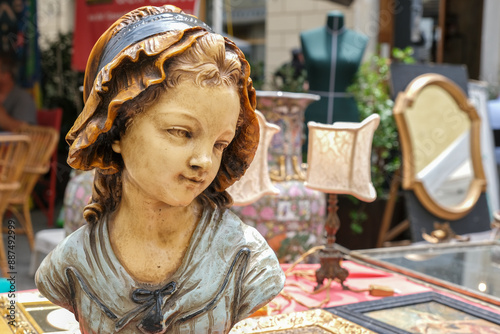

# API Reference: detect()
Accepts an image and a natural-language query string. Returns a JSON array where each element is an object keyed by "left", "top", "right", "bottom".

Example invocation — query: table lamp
[
  {"left": 227, "top": 110, "right": 281, "bottom": 206},
  {"left": 304, "top": 114, "right": 380, "bottom": 289}
]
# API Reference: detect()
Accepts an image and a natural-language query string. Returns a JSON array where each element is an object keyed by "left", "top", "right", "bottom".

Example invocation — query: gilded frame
[
  {"left": 327, "top": 291, "right": 500, "bottom": 334},
  {"left": 393, "top": 73, "right": 486, "bottom": 220},
  {"left": 0, "top": 297, "right": 77, "bottom": 333},
  {"left": 230, "top": 309, "right": 374, "bottom": 333}
]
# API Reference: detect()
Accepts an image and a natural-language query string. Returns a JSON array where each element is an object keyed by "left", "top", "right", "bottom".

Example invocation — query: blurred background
[{"left": 3, "top": 0, "right": 500, "bottom": 290}]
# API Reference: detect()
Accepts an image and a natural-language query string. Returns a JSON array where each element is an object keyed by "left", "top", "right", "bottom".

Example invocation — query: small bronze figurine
[{"left": 36, "top": 5, "right": 284, "bottom": 333}]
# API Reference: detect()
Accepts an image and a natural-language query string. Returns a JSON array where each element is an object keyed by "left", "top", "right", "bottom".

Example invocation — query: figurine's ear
[{"left": 111, "top": 140, "right": 121, "bottom": 154}]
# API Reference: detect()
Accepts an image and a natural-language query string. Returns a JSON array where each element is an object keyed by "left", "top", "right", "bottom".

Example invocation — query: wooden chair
[
  {"left": 0, "top": 134, "right": 30, "bottom": 277},
  {"left": 6, "top": 126, "right": 59, "bottom": 250},
  {"left": 34, "top": 108, "right": 63, "bottom": 226}
]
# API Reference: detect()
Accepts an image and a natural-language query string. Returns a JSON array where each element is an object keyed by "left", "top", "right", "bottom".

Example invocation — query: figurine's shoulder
[
  {"left": 218, "top": 209, "right": 285, "bottom": 321},
  {"left": 221, "top": 209, "right": 270, "bottom": 249},
  {"left": 44, "top": 223, "right": 99, "bottom": 268},
  {"left": 221, "top": 209, "right": 283, "bottom": 277},
  {"left": 35, "top": 224, "right": 96, "bottom": 312},
  {"left": 53, "top": 224, "right": 87, "bottom": 254}
]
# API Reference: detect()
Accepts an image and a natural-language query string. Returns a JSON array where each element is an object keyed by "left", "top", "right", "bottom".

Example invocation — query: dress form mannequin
[{"left": 300, "top": 11, "right": 368, "bottom": 129}]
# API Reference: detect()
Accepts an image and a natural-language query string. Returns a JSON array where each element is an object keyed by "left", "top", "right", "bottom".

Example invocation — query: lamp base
[
  {"left": 313, "top": 193, "right": 349, "bottom": 289},
  {"left": 315, "top": 245, "right": 349, "bottom": 290}
]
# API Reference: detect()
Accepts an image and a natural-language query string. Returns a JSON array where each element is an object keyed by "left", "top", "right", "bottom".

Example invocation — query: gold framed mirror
[{"left": 393, "top": 73, "right": 486, "bottom": 221}]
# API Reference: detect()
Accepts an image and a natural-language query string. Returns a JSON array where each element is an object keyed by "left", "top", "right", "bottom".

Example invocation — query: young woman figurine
[{"left": 36, "top": 5, "right": 285, "bottom": 333}]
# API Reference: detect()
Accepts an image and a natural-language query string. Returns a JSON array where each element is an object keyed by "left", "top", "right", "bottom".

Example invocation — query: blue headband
[{"left": 97, "top": 12, "right": 213, "bottom": 75}]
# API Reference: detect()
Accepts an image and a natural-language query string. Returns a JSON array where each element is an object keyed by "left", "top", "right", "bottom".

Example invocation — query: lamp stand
[{"left": 315, "top": 193, "right": 349, "bottom": 290}]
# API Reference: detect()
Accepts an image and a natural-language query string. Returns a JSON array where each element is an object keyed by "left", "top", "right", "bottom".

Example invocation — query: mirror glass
[
  {"left": 405, "top": 84, "right": 473, "bottom": 208},
  {"left": 394, "top": 73, "right": 487, "bottom": 221}
]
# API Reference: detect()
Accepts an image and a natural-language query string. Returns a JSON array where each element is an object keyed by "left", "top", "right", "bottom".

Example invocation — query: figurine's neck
[
  {"left": 326, "top": 11, "right": 345, "bottom": 32},
  {"left": 108, "top": 172, "right": 202, "bottom": 284},
  {"left": 111, "top": 172, "right": 202, "bottom": 237}
]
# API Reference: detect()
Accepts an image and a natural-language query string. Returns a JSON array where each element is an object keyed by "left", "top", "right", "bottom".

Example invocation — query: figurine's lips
[{"left": 182, "top": 175, "right": 205, "bottom": 184}]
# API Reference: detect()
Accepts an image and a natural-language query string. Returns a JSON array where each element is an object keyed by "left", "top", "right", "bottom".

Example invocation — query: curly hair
[{"left": 66, "top": 6, "right": 258, "bottom": 224}]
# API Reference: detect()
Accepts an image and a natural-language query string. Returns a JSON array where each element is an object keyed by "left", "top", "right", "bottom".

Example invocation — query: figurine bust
[{"left": 35, "top": 5, "right": 285, "bottom": 333}]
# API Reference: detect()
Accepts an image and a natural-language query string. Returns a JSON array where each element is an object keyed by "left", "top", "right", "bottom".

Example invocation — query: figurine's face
[{"left": 112, "top": 80, "right": 240, "bottom": 207}]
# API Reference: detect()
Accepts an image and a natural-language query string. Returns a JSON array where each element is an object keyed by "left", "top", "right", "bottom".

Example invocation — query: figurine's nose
[{"left": 189, "top": 147, "right": 212, "bottom": 171}]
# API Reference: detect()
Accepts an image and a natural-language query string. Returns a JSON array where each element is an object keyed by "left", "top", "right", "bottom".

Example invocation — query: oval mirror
[{"left": 393, "top": 73, "right": 486, "bottom": 220}]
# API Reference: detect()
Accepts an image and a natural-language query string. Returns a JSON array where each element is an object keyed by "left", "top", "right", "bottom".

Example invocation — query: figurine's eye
[
  {"left": 168, "top": 128, "right": 191, "bottom": 138},
  {"left": 214, "top": 142, "right": 229, "bottom": 152}
]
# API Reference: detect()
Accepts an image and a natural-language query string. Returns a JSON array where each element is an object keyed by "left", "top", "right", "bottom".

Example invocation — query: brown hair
[
  {"left": 0, "top": 53, "right": 17, "bottom": 78},
  {"left": 66, "top": 6, "right": 258, "bottom": 224}
]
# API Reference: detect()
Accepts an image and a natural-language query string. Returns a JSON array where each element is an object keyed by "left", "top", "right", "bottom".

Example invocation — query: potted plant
[{"left": 335, "top": 47, "right": 415, "bottom": 249}]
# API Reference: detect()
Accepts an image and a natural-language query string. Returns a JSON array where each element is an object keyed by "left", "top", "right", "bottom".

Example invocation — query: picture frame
[
  {"left": 0, "top": 295, "right": 80, "bottom": 334},
  {"left": 230, "top": 309, "right": 374, "bottom": 333},
  {"left": 327, "top": 291, "right": 500, "bottom": 334},
  {"left": 17, "top": 300, "right": 79, "bottom": 333},
  {"left": 389, "top": 62, "right": 469, "bottom": 100},
  {"left": 468, "top": 79, "right": 500, "bottom": 215}
]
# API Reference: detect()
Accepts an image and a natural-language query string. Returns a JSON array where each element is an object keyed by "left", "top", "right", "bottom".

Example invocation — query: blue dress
[{"left": 36, "top": 206, "right": 285, "bottom": 333}]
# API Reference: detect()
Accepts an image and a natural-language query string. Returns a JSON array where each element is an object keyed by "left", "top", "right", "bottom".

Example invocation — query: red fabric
[
  {"left": 270, "top": 262, "right": 432, "bottom": 314},
  {"left": 71, "top": 0, "right": 199, "bottom": 71}
]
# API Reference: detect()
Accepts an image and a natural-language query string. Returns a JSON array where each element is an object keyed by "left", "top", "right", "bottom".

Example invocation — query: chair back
[
  {"left": 0, "top": 135, "right": 30, "bottom": 215},
  {"left": 9, "top": 126, "right": 59, "bottom": 204},
  {"left": 37, "top": 108, "right": 62, "bottom": 134},
  {"left": 35, "top": 108, "right": 63, "bottom": 225},
  {"left": 0, "top": 134, "right": 31, "bottom": 276}
]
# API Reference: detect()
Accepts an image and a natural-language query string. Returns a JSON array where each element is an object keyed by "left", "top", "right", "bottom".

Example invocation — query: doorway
[{"left": 379, "top": 0, "right": 484, "bottom": 80}]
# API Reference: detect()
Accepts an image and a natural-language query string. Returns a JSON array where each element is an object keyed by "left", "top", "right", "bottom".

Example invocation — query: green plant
[
  {"left": 344, "top": 46, "right": 415, "bottom": 234},
  {"left": 272, "top": 63, "right": 308, "bottom": 93},
  {"left": 40, "top": 32, "right": 84, "bottom": 151},
  {"left": 248, "top": 60, "right": 265, "bottom": 90},
  {"left": 348, "top": 197, "right": 368, "bottom": 234}
]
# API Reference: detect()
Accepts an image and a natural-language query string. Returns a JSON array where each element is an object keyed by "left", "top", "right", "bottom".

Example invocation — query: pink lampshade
[
  {"left": 305, "top": 114, "right": 380, "bottom": 202},
  {"left": 227, "top": 110, "right": 281, "bottom": 206}
]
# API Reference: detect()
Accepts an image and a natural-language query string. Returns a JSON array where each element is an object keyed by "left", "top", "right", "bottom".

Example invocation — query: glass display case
[{"left": 350, "top": 241, "right": 500, "bottom": 307}]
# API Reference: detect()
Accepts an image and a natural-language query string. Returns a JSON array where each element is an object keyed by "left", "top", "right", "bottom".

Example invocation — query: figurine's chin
[{"left": 164, "top": 188, "right": 205, "bottom": 207}]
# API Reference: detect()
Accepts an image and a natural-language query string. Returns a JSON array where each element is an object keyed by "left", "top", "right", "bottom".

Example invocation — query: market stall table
[{"left": 3, "top": 260, "right": 500, "bottom": 333}]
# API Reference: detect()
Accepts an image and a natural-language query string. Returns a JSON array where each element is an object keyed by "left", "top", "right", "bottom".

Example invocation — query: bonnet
[{"left": 66, "top": 5, "right": 258, "bottom": 192}]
